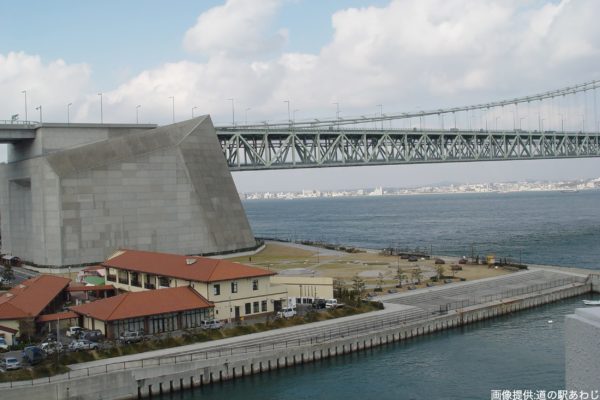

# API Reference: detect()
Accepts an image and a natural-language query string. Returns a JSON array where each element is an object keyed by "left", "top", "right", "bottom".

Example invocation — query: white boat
[{"left": 582, "top": 300, "right": 600, "bottom": 305}]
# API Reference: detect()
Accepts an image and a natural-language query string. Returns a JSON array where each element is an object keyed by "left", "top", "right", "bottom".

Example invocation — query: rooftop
[
  {"left": 70, "top": 286, "right": 213, "bottom": 321},
  {"left": 0, "top": 275, "right": 71, "bottom": 320},
  {"left": 103, "top": 249, "right": 275, "bottom": 283}
]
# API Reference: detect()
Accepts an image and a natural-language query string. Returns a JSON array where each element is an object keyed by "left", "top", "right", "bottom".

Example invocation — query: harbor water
[
  {"left": 244, "top": 190, "right": 600, "bottom": 269},
  {"left": 179, "top": 295, "right": 597, "bottom": 400},
  {"left": 172, "top": 190, "right": 599, "bottom": 399}
]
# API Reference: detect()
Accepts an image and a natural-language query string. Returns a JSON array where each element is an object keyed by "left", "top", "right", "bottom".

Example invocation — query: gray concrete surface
[
  {"left": 0, "top": 118, "right": 256, "bottom": 267},
  {"left": 565, "top": 306, "right": 600, "bottom": 391}
]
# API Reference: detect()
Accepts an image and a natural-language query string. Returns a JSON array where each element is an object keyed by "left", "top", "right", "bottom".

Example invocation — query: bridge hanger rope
[{"left": 221, "top": 79, "right": 600, "bottom": 130}]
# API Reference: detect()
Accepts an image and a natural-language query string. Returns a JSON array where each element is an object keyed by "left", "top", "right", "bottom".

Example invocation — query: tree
[
  {"left": 395, "top": 266, "right": 406, "bottom": 288},
  {"left": 333, "top": 278, "right": 344, "bottom": 298},
  {"left": 411, "top": 268, "right": 423, "bottom": 285},
  {"left": 375, "top": 272, "right": 385, "bottom": 292},
  {"left": 435, "top": 264, "right": 446, "bottom": 280},
  {"left": 1, "top": 266, "right": 14, "bottom": 283},
  {"left": 351, "top": 274, "right": 366, "bottom": 297}
]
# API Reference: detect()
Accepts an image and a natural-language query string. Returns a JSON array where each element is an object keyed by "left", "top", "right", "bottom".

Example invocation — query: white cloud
[
  {"left": 65, "top": 0, "right": 600, "bottom": 127},
  {"left": 0, "top": 52, "right": 91, "bottom": 123},
  {"left": 183, "top": 0, "right": 286, "bottom": 58}
]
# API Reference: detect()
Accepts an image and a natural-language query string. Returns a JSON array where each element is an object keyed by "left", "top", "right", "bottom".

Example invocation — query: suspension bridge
[{"left": 216, "top": 80, "right": 600, "bottom": 170}]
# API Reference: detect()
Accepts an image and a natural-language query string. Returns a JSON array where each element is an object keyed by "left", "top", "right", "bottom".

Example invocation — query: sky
[{"left": 2, "top": 0, "right": 600, "bottom": 192}]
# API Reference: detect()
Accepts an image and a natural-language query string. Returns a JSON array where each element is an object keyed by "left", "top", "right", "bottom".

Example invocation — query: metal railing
[{"left": 0, "top": 120, "right": 38, "bottom": 126}]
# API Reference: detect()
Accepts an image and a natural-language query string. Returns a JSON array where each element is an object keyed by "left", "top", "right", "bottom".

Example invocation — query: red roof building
[
  {"left": 102, "top": 249, "right": 288, "bottom": 323},
  {"left": 70, "top": 286, "right": 214, "bottom": 338},
  {"left": 0, "top": 275, "right": 70, "bottom": 319},
  {"left": 0, "top": 275, "right": 71, "bottom": 344},
  {"left": 103, "top": 249, "right": 275, "bottom": 283}
]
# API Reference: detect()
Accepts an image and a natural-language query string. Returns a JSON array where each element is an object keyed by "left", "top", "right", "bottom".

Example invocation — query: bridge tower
[{"left": 0, "top": 116, "right": 257, "bottom": 267}]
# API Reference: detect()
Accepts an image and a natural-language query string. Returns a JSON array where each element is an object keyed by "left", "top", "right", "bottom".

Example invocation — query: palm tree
[
  {"left": 411, "top": 268, "right": 423, "bottom": 285},
  {"left": 395, "top": 266, "right": 406, "bottom": 288},
  {"left": 435, "top": 264, "right": 446, "bottom": 280}
]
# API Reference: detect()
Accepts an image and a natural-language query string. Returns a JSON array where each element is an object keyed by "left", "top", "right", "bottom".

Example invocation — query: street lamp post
[
  {"left": 98, "top": 93, "right": 103, "bottom": 123},
  {"left": 519, "top": 116, "right": 526, "bottom": 131},
  {"left": 333, "top": 102, "right": 340, "bottom": 129},
  {"left": 35, "top": 105, "right": 42, "bottom": 123},
  {"left": 67, "top": 103, "right": 72, "bottom": 124},
  {"left": 192, "top": 106, "right": 198, "bottom": 118},
  {"left": 136, "top": 105, "right": 141, "bottom": 124},
  {"left": 283, "top": 100, "right": 291, "bottom": 127},
  {"left": 168, "top": 96, "right": 175, "bottom": 123},
  {"left": 376, "top": 104, "right": 383, "bottom": 130},
  {"left": 293, "top": 109, "right": 299, "bottom": 124},
  {"left": 227, "top": 98, "right": 235, "bottom": 126},
  {"left": 21, "top": 90, "right": 28, "bottom": 121}
]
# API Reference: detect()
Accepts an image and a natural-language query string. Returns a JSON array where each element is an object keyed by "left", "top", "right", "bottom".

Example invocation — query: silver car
[
  {"left": 68, "top": 339, "right": 99, "bottom": 351},
  {"left": 1, "top": 357, "right": 21, "bottom": 371}
]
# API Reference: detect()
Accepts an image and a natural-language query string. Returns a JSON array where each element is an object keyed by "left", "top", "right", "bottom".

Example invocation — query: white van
[
  {"left": 276, "top": 307, "right": 297, "bottom": 318},
  {"left": 200, "top": 320, "right": 223, "bottom": 330}
]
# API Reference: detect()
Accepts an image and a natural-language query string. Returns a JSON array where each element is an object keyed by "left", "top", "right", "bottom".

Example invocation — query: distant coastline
[{"left": 241, "top": 177, "right": 600, "bottom": 201}]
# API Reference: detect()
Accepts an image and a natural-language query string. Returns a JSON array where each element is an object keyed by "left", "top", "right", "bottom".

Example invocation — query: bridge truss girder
[{"left": 217, "top": 129, "right": 600, "bottom": 171}]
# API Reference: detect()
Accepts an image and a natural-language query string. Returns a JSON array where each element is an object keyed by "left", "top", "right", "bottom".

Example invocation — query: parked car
[
  {"left": 312, "top": 299, "right": 327, "bottom": 309},
  {"left": 119, "top": 330, "right": 144, "bottom": 344},
  {"left": 276, "top": 307, "right": 297, "bottom": 318},
  {"left": 408, "top": 255, "right": 418, "bottom": 262},
  {"left": 40, "top": 341, "right": 63, "bottom": 355},
  {"left": 66, "top": 326, "right": 84, "bottom": 338},
  {"left": 325, "top": 299, "right": 339, "bottom": 309},
  {"left": 81, "top": 329, "right": 104, "bottom": 342},
  {"left": 200, "top": 319, "right": 223, "bottom": 330},
  {"left": 0, "top": 337, "right": 9, "bottom": 352},
  {"left": 434, "top": 258, "right": 446, "bottom": 264},
  {"left": 68, "top": 339, "right": 99, "bottom": 351},
  {"left": 1, "top": 357, "right": 20, "bottom": 371},
  {"left": 22, "top": 346, "right": 45, "bottom": 365}
]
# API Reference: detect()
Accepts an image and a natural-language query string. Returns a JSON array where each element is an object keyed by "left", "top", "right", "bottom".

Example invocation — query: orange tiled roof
[
  {"left": 0, "top": 275, "right": 71, "bottom": 320},
  {"left": 102, "top": 249, "right": 274, "bottom": 283},
  {"left": 37, "top": 311, "right": 79, "bottom": 322},
  {"left": 70, "top": 286, "right": 213, "bottom": 321}
]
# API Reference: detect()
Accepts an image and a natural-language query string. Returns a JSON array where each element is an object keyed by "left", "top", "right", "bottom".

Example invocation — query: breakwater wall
[{"left": 1, "top": 282, "right": 591, "bottom": 400}]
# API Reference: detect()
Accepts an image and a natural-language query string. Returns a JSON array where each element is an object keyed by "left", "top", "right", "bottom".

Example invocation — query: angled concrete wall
[{"left": 0, "top": 117, "right": 256, "bottom": 267}]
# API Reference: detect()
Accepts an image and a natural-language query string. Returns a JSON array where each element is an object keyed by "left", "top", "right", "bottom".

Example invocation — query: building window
[
  {"left": 148, "top": 313, "right": 178, "bottom": 334},
  {"left": 261, "top": 300, "right": 267, "bottom": 312},
  {"left": 245, "top": 303, "right": 251, "bottom": 315},
  {"left": 182, "top": 309, "right": 211, "bottom": 329},
  {"left": 252, "top": 279, "right": 259, "bottom": 290},
  {"left": 144, "top": 275, "right": 155, "bottom": 290},
  {"left": 253, "top": 301, "right": 259, "bottom": 313},
  {"left": 213, "top": 284, "right": 221, "bottom": 296},
  {"left": 130, "top": 272, "right": 140, "bottom": 287},
  {"left": 231, "top": 281, "right": 238, "bottom": 293},
  {"left": 118, "top": 271, "right": 129, "bottom": 285},
  {"left": 158, "top": 276, "right": 170, "bottom": 288}
]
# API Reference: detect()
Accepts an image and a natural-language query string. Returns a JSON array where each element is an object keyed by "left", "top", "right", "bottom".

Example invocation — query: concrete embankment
[{"left": 1, "top": 271, "right": 594, "bottom": 400}]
